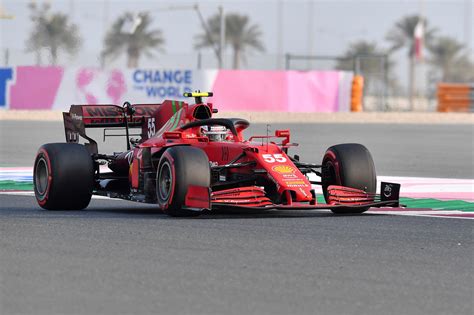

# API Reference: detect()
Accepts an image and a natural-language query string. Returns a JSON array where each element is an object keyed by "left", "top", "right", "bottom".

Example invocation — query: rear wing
[{"left": 63, "top": 104, "right": 159, "bottom": 153}]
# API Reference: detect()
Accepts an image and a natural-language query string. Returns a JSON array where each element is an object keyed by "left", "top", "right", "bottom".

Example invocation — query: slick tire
[
  {"left": 322, "top": 143, "right": 376, "bottom": 214},
  {"left": 156, "top": 146, "right": 210, "bottom": 217},
  {"left": 34, "top": 143, "right": 94, "bottom": 210}
]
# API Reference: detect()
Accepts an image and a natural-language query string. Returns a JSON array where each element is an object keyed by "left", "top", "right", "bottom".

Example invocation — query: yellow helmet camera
[{"left": 183, "top": 91, "right": 213, "bottom": 104}]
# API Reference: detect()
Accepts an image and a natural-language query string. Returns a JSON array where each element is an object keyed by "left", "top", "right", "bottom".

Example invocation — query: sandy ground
[{"left": 1, "top": 109, "right": 473, "bottom": 124}]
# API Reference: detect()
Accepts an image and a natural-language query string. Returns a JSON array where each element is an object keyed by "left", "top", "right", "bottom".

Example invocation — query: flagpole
[
  {"left": 419, "top": 0, "right": 425, "bottom": 111},
  {"left": 465, "top": 0, "right": 472, "bottom": 57},
  {"left": 276, "top": 0, "right": 283, "bottom": 69},
  {"left": 412, "top": 0, "right": 425, "bottom": 111}
]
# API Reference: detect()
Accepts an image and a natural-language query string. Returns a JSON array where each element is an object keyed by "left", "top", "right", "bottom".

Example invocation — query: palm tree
[
  {"left": 386, "top": 15, "right": 436, "bottom": 107},
  {"left": 448, "top": 55, "right": 474, "bottom": 83},
  {"left": 26, "top": 2, "right": 81, "bottom": 65},
  {"left": 195, "top": 13, "right": 265, "bottom": 69},
  {"left": 427, "top": 36, "right": 466, "bottom": 82},
  {"left": 336, "top": 41, "right": 391, "bottom": 73},
  {"left": 102, "top": 12, "right": 165, "bottom": 68}
]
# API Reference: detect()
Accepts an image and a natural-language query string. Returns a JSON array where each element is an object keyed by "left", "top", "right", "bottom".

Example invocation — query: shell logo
[{"left": 272, "top": 165, "right": 295, "bottom": 174}]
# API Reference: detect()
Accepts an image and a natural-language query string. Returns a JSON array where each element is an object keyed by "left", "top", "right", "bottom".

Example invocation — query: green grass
[
  {"left": 315, "top": 195, "right": 473, "bottom": 211},
  {"left": 0, "top": 181, "right": 34, "bottom": 191},
  {"left": 400, "top": 197, "right": 474, "bottom": 212}
]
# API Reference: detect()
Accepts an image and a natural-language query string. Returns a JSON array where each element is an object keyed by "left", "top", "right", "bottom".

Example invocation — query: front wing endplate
[
  {"left": 210, "top": 182, "right": 402, "bottom": 211},
  {"left": 211, "top": 200, "right": 400, "bottom": 211}
]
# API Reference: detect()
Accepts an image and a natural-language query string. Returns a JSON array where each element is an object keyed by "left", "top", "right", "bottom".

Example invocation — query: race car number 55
[
  {"left": 262, "top": 154, "right": 287, "bottom": 163},
  {"left": 147, "top": 118, "right": 156, "bottom": 138}
]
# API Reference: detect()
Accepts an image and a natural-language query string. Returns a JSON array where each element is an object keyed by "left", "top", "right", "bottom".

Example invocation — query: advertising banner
[{"left": 0, "top": 67, "right": 352, "bottom": 112}]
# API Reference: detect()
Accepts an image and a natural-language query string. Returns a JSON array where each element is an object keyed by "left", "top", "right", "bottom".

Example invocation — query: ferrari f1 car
[{"left": 33, "top": 92, "right": 401, "bottom": 216}]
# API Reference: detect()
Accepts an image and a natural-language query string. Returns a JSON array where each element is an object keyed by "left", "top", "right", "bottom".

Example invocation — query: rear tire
[
  {"left": 322, "top": 143, "right": 376, "bottom": 214},
  {"left": 34, "top": 143, "right": 94, "bottom": 210},
  {"left": 156, "top": 146, "right": 210, "bottom": 217}
]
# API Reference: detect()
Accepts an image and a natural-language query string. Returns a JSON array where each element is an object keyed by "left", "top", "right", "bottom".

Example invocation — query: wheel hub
[
  {"left": 158, "top": 162, "right": 173, "bottom": 201},
  {"left": 35, "top": 157, "right": 49, "bottom": 195}
]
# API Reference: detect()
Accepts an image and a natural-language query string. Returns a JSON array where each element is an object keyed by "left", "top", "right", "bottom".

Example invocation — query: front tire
[
  {"left": 156, "top": 146, "right": 210, "bottom": 217},
  {"left": 322, "top": 143, "right": 376, "bottom": 214},
  {"left": 34, "top": 143, "right": 94, "bottom": 210}
]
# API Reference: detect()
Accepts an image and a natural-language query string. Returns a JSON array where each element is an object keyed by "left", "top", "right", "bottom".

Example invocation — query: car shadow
[
  {"left": 79, "top": 205, "right": 380, "bottom": 220},
  {"left": 5, "top": 193, "right": 380, "bottom": 220}
]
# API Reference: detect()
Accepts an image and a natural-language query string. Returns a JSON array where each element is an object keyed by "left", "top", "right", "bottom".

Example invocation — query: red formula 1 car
[{"left": 33, "top": 92, "right": 400, "bottom": 216}]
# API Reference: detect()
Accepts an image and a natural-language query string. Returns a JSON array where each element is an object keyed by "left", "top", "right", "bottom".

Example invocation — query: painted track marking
[{"left": 1, "top": 168, "right": 472, "bottom": 219}]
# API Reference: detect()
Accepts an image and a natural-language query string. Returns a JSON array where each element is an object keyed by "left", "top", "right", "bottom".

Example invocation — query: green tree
[
  {"left": 102, "top": 12, "right": 165, "bottom": 68},
  {"left": 427, "top": 36, "right": 472, "bottom": 82},
  {"left": 195, "top": 13, "right": 265, "bottom": 69},
  {"left": 386, "top": 15, "right": 436, "bottom": 106},
  {"left": 26, "top": 2, "right": 82, "bottom": 65}
]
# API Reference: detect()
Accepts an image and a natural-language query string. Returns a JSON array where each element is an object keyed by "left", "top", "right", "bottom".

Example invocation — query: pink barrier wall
[
  {"left": 9, "top": 67, "right": 64, "bottom": 109},
  {"left": 287, "top": 71, "right": 341, "bottom": 112},
  {"left": 211, "top": 70, "right": 347, "bottom": 112},
  {"left": 0, "top": 67, "right": 353, "bottom": 112},
  {"left": 211, "top": 70, "right": 288, "bottom": 111}
]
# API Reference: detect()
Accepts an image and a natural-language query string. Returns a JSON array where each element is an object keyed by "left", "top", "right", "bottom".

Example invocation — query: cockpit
[
  {"left": 179, "top": 118, "right": 249, "bottom": 143},
  {"left": 200, "top": 125, "right": 233, "bottom": 142}
]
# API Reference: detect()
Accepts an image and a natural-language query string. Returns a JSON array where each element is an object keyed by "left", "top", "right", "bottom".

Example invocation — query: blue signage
[
  {"left": 132, "top": 69, "right": 193, "bottom": 99},
  {"left": 0, "top": 68, "right": 13, "bottom": 107}
]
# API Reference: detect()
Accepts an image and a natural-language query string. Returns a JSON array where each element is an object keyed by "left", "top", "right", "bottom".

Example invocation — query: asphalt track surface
[
  {"left": 1, "top": 121, "right": 473, "bottom": 178},
  {"left": 1, "top": 121, "right": 473, "bottom": 315}
]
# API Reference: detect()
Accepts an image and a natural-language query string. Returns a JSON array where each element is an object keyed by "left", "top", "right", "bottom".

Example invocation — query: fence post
[{"left": 285, "top": 54, "right": 291, "bottom": 70}]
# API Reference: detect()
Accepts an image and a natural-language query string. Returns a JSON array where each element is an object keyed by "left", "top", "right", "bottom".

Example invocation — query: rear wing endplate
[{"left": 63, "top": 104, "right": 159, "bottom": 154}]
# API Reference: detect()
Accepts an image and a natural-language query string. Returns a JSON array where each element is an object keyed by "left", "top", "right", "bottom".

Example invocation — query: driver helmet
[{"left": 201, "top": 125, "right": 228, "bottom": 142}]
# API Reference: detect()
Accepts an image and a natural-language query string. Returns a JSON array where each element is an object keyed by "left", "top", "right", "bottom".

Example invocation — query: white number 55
[
  {"left": 147, "top": 118, "right": 156, "bottom": 138},
  {"left": 262, "top": 154, "right": 287, "bottom": 163}
]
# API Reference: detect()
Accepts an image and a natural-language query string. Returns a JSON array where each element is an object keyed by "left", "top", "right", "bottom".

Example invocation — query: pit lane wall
[{"left": 0, "top": 66, "right": 353, "bottom": 112}]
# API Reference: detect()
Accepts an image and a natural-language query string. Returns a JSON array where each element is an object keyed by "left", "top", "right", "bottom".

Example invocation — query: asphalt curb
[{"left": 1, "top": 110, "right": 473, "bottom": 124}]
